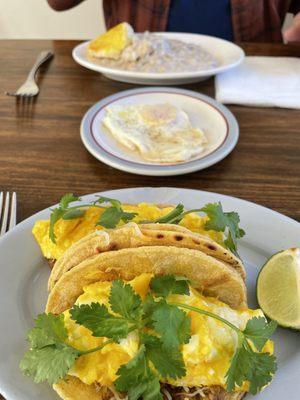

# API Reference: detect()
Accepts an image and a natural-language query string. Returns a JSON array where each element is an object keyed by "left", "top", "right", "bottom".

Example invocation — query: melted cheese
[{"left": 63, "top": 273, "right": 273, "bottom": 391}]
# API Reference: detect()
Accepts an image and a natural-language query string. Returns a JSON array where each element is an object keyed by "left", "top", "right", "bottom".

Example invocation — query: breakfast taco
[
  {"left": 32, "top": 201, "right": 225, "bottom": 267},
  {"left": 21, "top": 244, "right": 276, "bottom": 400},
  {"left": 32, "top": 194, "right": 246, "bottom": 292}
]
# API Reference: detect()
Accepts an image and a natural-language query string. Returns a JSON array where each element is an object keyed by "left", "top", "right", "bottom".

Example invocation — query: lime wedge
[{"left": 257, "top": 248, "right": 300, "bottom": 329}]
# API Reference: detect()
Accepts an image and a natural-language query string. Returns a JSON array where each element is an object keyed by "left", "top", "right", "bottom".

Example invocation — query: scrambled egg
[
  {"left": 88, "top": 22, "right": 134, "bottom": 59},
  {"left": 103, "top": 103, "right": 207, "bottom": 163},
  {"left": 64, "top": 273, "right": 273, "bottom": 390},
  {"left": 32, "top": 203, "right": 223, "bottom": 261}
]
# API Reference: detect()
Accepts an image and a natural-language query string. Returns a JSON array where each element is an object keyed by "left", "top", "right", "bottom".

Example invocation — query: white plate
[
  {"left": 0, "top": 187, "right": 299, "bottom": 400},
  {"left": 72, "top": 33, "right": 244, "bottom": 85},
  {"left": 80, "top": 87, "right": 239, "bottom": 176}
]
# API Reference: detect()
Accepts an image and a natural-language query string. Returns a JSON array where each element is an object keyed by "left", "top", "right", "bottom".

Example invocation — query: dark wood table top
[
  {"left": 0, "top": 40, "right": 300, "bottom": 400},
  {"left": 0, "top": 40, "right": 300, "bottom": 227}
]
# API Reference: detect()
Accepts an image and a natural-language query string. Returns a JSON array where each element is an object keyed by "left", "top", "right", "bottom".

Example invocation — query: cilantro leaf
[
  {"left": 115, "top": 347, "right": 147, "bottom": 391},
  {"left": 49, "top": 208, "right": 64, "bottom": 243},
  {"left": 150, "top": 275, "right": 190, "bottom": 298},
  {"left": 20, "top": 312, "right": 81, "bottom": 384},
  {"left": 151, "top": 303, "right": 191, "bottom": 350},
  {"left": 97, "top": 207, "right": 123, "bottom": 228},
  {"left": 109, "top": 280, "right": 142, "bottom": 320},
  {"left": 97, "top": 207, "right": 137, "bottom": 229},
  {"left": 153, "top": 201, "right": 245, "bottom": 256},
  {"left": 201, "top": 202, "right": 245, "bottom": 256},
  {"left": 128, "top": 378, "right": 162, "bottom": 400},
  {"left": 226, "top": 341, "right": 277, "bottom": 394},
  {"left": 59, "top": 193, "right": 81, "bottom": 209},
  {"left": 94, "top": 196, "right": 137, "bottom": 228},
  {"left": 20, "top": 345, "right": 79, "bottom": 385},
  {"left": 142, "top": 294, "right": 157, "bottom": 322},
  {"left": 115, "top": 346, "right": 162, "bottom": 400},
  {"left": 70, "top": 303, "right": 135, "bottom": 340},
  {"left": 49, "top": 193, "right": 82, "bottom": 243},
  {"left": 94, "top": 195, "right": 122, "bottom": 208},
  {"left": 121, "top": 211, "right": 138, "bottom": 222},
  {"left": 154, "top": 204, "right": 185, "bottom": 224},
  {"left": 27, "top": 313, "right": 68, "bottom": 349},
  {"left": 142, "top": 333, "right": 186, "bottom": 379},
  {"left": 243, "top": 317, "right": 277, "bottom": 351},
  {"left": 62, "top": 208, "right": 85, "bottom": 220}
]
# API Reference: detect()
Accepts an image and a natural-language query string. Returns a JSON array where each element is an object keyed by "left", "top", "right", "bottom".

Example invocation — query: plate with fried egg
[{"left": 80, "top": 87, "right": 239, "bottom": 176}]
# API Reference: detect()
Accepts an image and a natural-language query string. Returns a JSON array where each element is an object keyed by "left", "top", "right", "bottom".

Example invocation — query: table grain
[
  {"left": 0, "top": 41, "right": 299, "bottom": 222},
  {"left": 0, "top": 40, "right": 300, "bottom": 400}
]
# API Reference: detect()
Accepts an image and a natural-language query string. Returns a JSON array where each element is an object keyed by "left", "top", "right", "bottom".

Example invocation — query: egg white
[{"left": 102, "top": 103, "right": 207, "bottom": 163}]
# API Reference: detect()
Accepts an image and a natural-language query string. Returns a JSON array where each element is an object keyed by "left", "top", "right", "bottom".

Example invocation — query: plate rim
[
  {"left": 80, "top": 87, "right": 239, "bottom": 176},
  {"left": 72, "top": 32, "right": 245, "bottom": 79}
]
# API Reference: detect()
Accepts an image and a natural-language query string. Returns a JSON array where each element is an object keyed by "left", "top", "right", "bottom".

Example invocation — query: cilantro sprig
[
  {"left": 20, "top": 275, "right": 276, "bottom": 397},
  {"left": 48, "top": 194, "right": 245, "bottom": 256},
  {"left": 169, "top": 302, "right": 277, "bottom": 394},
  {"left": 48, "top": 194, "right": 137, "bottom": 243},
  {"left": 154, "top": 202, "right": 245, "bottom": 257},
  {"left": 19, "top": 313, "right": 112, "bottom": 385}
]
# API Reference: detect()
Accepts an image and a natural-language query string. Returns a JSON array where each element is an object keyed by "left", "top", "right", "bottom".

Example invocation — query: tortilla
[
  {"left": 46, "top": 246, "right": 246, "bottom": 314},
  {"left": 48, "top": 222, "right": 245, "bottom": 291},
  {"left": 48, "top": 245, "right": 247, "bottom": 400}
]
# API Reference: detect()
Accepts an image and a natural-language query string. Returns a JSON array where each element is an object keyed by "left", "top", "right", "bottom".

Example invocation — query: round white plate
[
  {"left": 72, "top": 33, "right": 244, "bottom": 85},
  {"left": 80, "top": 87, "right": 239, "bottom": 176},
  {"left": 0, "top": 187, "right": 299, "bottom": 400}
]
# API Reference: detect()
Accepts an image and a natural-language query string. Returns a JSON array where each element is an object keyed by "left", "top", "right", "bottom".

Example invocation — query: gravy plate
[
  {"left": 72, "top": 32, "right": 244, "bottom": 85},
  {"left": 80, "top": 87, "right": 239, "bottom": 176}
]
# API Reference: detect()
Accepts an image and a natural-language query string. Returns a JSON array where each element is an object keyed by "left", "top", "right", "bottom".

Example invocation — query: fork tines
[{"left": 0, "top": 192, "right": 17, "bottom": 236}]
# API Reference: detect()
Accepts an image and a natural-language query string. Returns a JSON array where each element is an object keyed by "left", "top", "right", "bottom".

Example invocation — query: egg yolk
[{"left": 63, "top": 273, "right": 273, "bottom": 391}]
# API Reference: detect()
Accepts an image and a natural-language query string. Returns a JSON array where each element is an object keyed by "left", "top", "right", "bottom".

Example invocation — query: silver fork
[
  {"left": 0, "top": 192, "right": 17, "bottom": 237},
  {"left": 5, "top": 51, "right": 54, "bottom": 98}
]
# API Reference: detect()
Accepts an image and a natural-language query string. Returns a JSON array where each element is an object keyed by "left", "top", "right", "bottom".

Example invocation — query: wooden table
[
  {"left": 0, "top": 40, "right": 300, "bottom": 228},
  {"left": 0, "top": 40, "right": 299, "bottom": 400}
]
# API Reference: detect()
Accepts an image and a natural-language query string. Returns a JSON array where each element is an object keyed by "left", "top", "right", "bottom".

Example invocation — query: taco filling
[{"left": 63, "top": 273, "right": 273, "bottom": 391}]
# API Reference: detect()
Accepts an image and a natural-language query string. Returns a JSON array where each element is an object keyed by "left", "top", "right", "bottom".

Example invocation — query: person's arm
[{"left": 47, "top": 0, "right": 85, "bottom": 11}]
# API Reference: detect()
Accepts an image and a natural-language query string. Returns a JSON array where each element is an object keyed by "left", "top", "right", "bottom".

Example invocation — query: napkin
[{"left": 215, "top": 56, "right": 300, "bottom": 109}]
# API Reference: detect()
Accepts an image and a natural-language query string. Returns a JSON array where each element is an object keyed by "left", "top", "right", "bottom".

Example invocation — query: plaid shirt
[{"left": 103, "top": 0, "right": 300, "bottom": 42}]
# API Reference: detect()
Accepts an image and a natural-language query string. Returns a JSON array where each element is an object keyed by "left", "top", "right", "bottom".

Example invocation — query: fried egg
[
  {"left": 88, "top": 22, "right": 134, "bottom": 59},
  {"left": 63, "top": 273, "right": 273, "bottom": 391},
  {"left": 102, "top": 103, "right": 207, "bottom": 163},
  {"left": 32, "top": 203, "right": 223, "bottom": 261}
]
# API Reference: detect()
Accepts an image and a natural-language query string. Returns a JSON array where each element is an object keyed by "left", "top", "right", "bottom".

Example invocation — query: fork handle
[{"left": 27, "top": 50, "right": 54, "bottom": 82}]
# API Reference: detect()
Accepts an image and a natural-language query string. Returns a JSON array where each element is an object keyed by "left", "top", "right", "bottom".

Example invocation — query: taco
[
  {"left": 32, "top": 203, "right": 227, "bottom": 271},
  {"left": 43, "top": 246, "right": 273, "bottom": 400}
]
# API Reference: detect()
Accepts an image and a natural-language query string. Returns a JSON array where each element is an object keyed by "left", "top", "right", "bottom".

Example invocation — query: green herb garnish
[
  {"left": 20, "top": 275, "right": 276, "bottom": 397},
  {"left": 225, "top": 319, "right": 277, "bottom": 394},
  {"left": 154, "top": 201, "right": 245, "bottom": 257},
  {"left": 48, "top": 194, "right": 137, "bottom": 243},
  {"left": 48, "top": 195, "right": 245, "bottom": 256},
  {"left": 19, "top": 313, "right": 112, "bottom": 385}
]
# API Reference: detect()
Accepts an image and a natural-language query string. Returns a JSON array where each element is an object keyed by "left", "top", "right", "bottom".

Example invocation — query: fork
[
  {"left": 5, "top": 51, "right": 54, "bottom": 98},
  {"left": 0, "top": 192, "right": 17, "bottom": 237}
]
